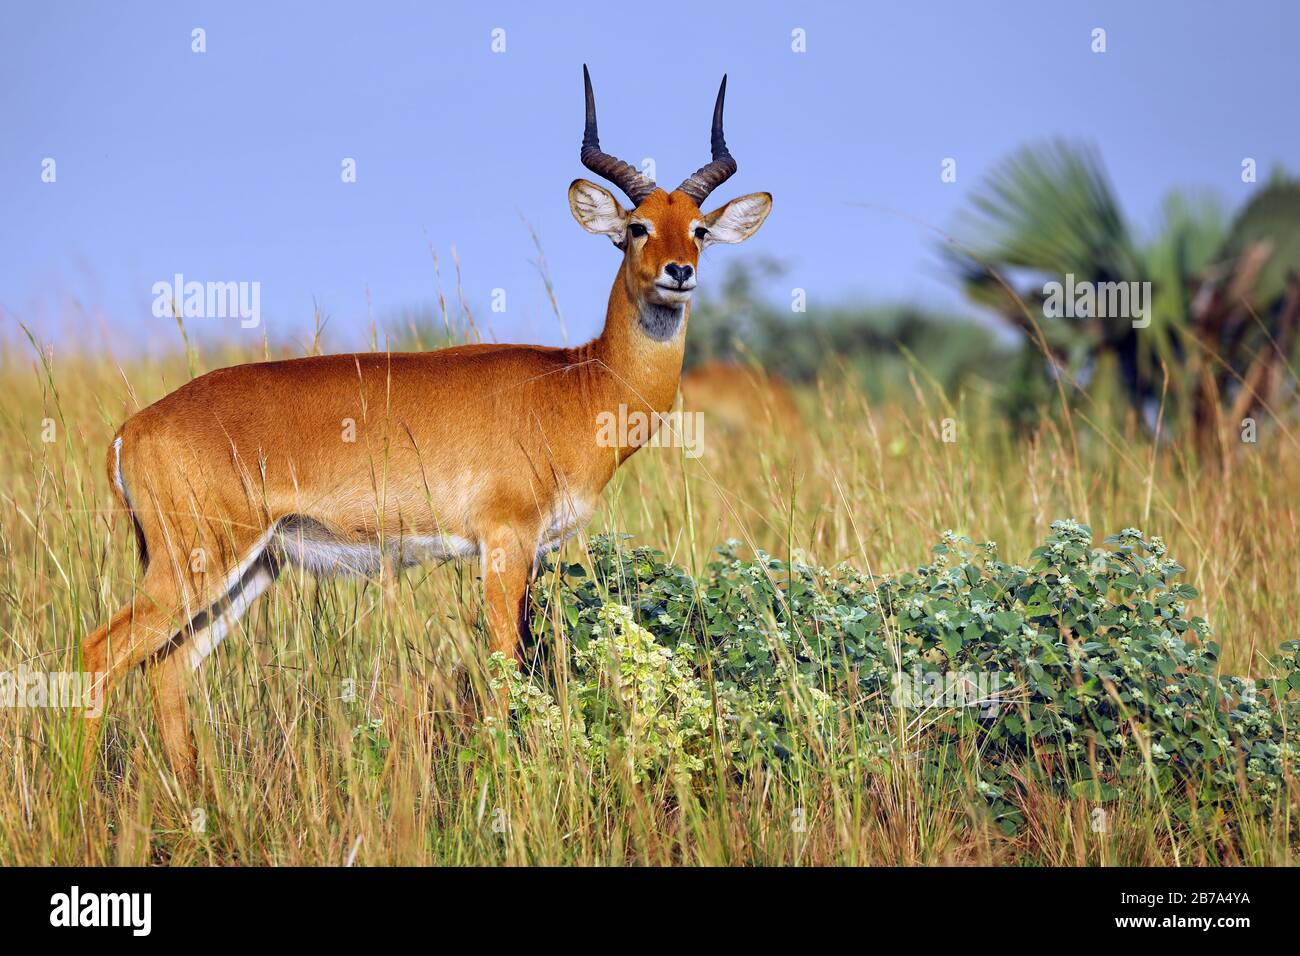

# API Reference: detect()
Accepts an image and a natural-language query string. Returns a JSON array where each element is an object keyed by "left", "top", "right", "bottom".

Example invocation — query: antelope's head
[{"left": 568, "top": 65, "right": 771, "bottom": 330}]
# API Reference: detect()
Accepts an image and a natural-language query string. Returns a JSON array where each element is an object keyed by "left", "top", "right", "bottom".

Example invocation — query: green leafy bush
[
  {"left": 490, "top": 603, "right": 723, "bottom": 781},
  {"left": 503, "top": 521, "right": 1298, "bottom": 829}
]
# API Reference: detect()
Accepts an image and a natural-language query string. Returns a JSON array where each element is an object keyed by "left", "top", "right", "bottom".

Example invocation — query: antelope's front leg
[
  {"left": 481, "top": 530, "right": 535, "bottom": 658},
  {"left": 480, "top": 526, "right": 536, "bottom": 691}
]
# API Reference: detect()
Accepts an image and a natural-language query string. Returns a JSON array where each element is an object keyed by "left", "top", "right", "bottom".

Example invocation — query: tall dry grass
[{"left": 1, "top": 331, "right": 1297, "bottom": 865}]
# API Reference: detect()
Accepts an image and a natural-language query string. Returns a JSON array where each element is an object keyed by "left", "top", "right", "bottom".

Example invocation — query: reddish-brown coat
[{"left": 83, "top": 141, "right": 769, "bottom": 780}]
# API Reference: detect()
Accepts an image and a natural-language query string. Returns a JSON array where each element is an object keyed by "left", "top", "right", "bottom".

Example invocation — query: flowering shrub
[
  {"left": 490, "top": 603, "right": 726, "bottom": 781},
  {"left": 506, "top": 521, "right": 1299, "bottom": 828}
]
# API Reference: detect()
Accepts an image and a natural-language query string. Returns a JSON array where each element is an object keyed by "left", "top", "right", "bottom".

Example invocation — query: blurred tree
[
  {"left": 946, "top": 139, "right": 1300, "bottom": 450},
  {"left": 686, "top": 258, "right": 1011, "bottom": 400}
]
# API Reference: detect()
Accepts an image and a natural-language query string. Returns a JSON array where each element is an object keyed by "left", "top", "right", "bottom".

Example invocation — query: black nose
[{"left": 664, "top": 263, "right": 693, "bottom": 285}]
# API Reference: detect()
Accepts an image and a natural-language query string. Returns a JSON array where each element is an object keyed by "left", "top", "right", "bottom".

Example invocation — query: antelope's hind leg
[
  {"left": 147, "top": 648, "right": 196, "bottom": 784},
  {"left": 81, "top": 529, "right": 276, "bottom": 782},
  {"left": 149, "top": 551, "right": 281, "bottom": 782},
  {"left": 81, "top": 561, "right": 190, "bottom": 778}
]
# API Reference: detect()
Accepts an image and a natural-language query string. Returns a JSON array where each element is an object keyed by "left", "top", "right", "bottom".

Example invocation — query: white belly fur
[
  {"left": 170, "top": 494, "right": 595, "bottom": 674},
  {"left": 537, "top": 496, "right": 594, "bottom": 556},
  {"left": 271, "top": 496, "right": 593, "bottom": 578},
  {"left": 273, "top": 516, "right": 477, "bottom": 576}
]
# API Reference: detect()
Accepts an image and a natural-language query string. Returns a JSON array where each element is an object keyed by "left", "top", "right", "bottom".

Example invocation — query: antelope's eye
[
  {"left": 628, "top": 223, "right": 648, "bottom": 238},
  {"left": 694, "top": 226, "right": 709, "bottom": 241}
]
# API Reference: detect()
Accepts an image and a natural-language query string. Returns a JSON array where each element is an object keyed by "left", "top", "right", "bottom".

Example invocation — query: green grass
[{"left": 1, "top": 336, "right": 1297, "bottom": 865}]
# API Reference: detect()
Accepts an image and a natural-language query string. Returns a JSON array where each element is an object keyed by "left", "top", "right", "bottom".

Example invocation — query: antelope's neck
[{"left": 587, "top": 264, "right": 688, "bottom": 418}]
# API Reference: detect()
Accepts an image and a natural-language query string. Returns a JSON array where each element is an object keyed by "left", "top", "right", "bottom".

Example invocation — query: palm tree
[{"left": 947, "top": 140, "right": 1300, "bottom": 450}]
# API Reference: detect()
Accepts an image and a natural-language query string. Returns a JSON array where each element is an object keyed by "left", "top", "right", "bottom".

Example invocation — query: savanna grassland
[{"left": 1, "top": 330, "right": 1298, "bottom": 866}]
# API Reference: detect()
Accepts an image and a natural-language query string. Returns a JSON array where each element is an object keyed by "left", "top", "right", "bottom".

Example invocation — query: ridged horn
[
  {"left": 580, "top": 64, "right": 657, "bottom": 206},
  {"left": 675, "top": 75, "right": 737, "bottom": 204}
]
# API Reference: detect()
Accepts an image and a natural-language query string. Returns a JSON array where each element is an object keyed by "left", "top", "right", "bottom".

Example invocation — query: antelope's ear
[
  {"left": 569, "top": 179, "right": 629, "bottom": 245},
  {"left": 700, "top": 192, "right": 772, "bottom": 245}
]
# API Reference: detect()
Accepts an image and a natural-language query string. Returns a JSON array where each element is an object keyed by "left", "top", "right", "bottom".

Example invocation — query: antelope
[
  {"left": 82, "top": 66, "right": 771, "bottom": 781},
  {"left": 679, "top": 361, "right": 801, "bottom": 438}
]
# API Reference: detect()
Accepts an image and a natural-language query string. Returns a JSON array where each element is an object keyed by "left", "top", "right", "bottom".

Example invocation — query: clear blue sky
[{"left": 1, "top": 0, "right": 1294, "bottom": 353}]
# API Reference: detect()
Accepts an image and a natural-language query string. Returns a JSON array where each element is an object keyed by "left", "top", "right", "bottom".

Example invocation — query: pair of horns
[{"left": 580, "top": 64, "right": 737, "bottom": 207}]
